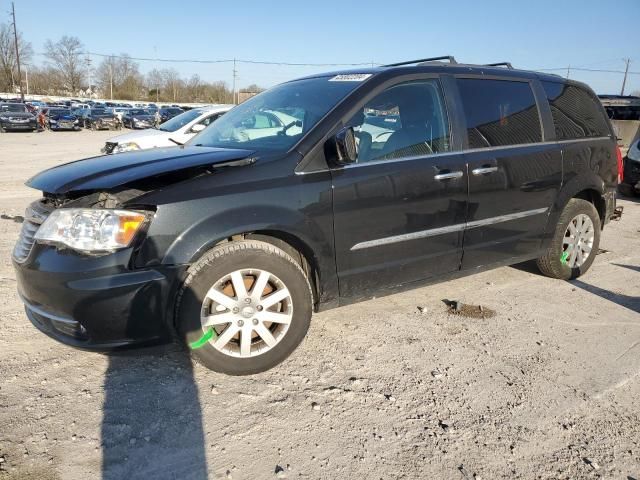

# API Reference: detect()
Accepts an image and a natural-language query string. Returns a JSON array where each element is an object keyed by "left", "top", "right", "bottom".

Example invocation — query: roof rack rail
[
  {"left": 384, "top": 56, "right": 457, "bottom": 67},
  {"left": 485, "top": 62, "right": 513, "bottom": 69}
]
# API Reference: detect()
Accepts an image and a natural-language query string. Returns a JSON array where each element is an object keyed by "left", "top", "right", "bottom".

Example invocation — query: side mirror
[
  {"left": 191, "top": 123, "right": 206, "bottom": 133},
  {"left": 333, "top": 126, "right": 358, "bottom": 165}
]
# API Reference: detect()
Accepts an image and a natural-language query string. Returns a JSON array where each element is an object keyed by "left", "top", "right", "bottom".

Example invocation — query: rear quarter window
[
  {"left": 542, "top": 81, "right": 611, "bottom": 140},
  {"left": 457, "top": 78, "right": 542, "bottom": 149}
]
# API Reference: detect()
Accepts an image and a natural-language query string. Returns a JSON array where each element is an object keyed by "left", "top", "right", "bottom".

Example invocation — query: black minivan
[{"left": 13, "top": 57, "right": 623, "bottom": 375}]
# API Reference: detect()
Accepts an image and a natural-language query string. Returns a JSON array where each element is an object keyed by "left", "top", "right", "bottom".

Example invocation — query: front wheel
[
  {"left": 176, "top": 240, "right": 313, "bottom": 375},
  {"left": 536, "top": 198, "right": 601, "bottom": 280}
]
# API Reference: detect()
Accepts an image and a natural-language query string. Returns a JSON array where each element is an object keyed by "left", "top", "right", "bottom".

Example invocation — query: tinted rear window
[
  {"left": 542, "top": 81, "right": 610, "bottom": 140},
  {"left": 457, "top": 79, "right": 542, "bottom": 149}
]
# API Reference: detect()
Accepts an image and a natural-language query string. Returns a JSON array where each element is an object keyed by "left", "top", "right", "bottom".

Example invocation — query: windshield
[
  {"left": 188, "top": 76, "right": 361, "bottom": 152},
  {"left": 129, "top": 109, "right": 149, "bottom": 115},
  {"left": 0, "top": 104, "right": 27, "bottom": 113},
  {"left": 159, "top": 109, "right": 205, "bottom": 132},
  {"left": 49, "top": 109, "right": 71, "bottom": 116}
]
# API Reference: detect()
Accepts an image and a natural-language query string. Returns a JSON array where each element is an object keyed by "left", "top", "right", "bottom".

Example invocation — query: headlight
[
  {"left": 114, "top": 142, "right": 140, "bottom": 153},
  {"left": 34, "top": 208, "right": 149, "bottom": 252},
  {"left": 628, "top": 141, "right": 640, "bottom": 162},
  {"left": 74, "top": 119, "right": 79, "bottom": 124},
  {"left": 49, "top": 119, "right": 57, "bottom": 124}
]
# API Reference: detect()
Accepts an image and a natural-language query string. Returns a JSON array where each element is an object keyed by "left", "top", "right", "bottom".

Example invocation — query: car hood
[
  {"left": 107, "top": 128, "right": 166, "bottom": 144},
  {"left": 27, "top": 146, "right": 255, "bottom": 194},
  {"left": 131, "top": 115, "right": 154, "bottom": 121}
]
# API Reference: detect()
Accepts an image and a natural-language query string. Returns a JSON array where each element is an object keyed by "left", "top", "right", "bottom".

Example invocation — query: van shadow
[
  {"left": 101, "top": 344, "right": 208, "bottom": 480},
  {"left": 570, "top": 279, "right": 640, "bottom": 314}
]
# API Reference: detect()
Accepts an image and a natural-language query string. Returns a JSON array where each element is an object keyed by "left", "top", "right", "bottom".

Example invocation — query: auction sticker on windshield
[{"left": 329, "top": 74, "right": 372, "bottom": 82}]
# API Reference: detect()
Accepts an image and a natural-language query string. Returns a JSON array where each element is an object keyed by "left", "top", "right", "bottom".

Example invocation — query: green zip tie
[
  {"left": 560, "top": 251, "right": 569, "bottom": 265},
  {"left": 189, "top": 327, "right": 216, "bottom": 350}
]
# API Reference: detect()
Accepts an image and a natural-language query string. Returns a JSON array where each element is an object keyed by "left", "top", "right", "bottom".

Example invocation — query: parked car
[
  {"left": 618, "top": 138, "right": 640, "bottom": 196},
  {"left": 0, "top": 103, "right": 38, "bottom": 132},
  {"left": 122, "top": 108, "right": 155, "bottom": 129},
  {"left": 103, "top": 105, "right": 232, "bottom": 153},
  {"left": 109, "top": 107, "right": 130, "bottom": 122},
  {"left": 159, "top": 107, "right": 183, "bottom": 122},
  {"left": 45, "top": 108, "right": 80, "bottom": 131},
  {"left": 82, "top": 109, "right": 121, "bottom": 131},
  {"left": 12, "top": 57, "right": 622, "bottom": 375}
]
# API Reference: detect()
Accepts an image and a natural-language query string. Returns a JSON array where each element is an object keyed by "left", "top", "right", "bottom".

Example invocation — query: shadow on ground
[
  {"left": 570, "top": 279, "right": 640, "bottom": 314},
  {"left": 101, "top": 344, "right": 208, "bottom": 480}
]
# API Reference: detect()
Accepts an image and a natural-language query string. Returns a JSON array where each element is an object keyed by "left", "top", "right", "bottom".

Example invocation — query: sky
[{"left": 3, "top": 0, "right": 639, "bottom": 95}]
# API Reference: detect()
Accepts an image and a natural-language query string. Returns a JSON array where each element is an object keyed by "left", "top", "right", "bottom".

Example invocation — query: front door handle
[
  {"left": 434, "top": 170, "right": 463, "bottom": 181},
  {"left": 471, "top": 166, "right": 499, "bottom": 175}
]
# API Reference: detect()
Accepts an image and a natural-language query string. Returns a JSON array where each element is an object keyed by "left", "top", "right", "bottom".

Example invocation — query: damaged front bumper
[{"left": 13, "top": 243, "right": 186, "bottom": 351}]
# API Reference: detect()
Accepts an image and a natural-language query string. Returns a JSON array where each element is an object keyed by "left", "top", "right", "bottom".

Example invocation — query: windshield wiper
[{"left": 168, "top": 138, "right": 183, "bottom": 145}]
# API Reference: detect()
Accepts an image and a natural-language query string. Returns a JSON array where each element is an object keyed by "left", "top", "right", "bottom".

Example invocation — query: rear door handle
[
  {"left": 471, "top": 166, "right": 499, "bottom": 175},
  {"left": 434, "top": 170, "right": 463, "bottom": 181}
]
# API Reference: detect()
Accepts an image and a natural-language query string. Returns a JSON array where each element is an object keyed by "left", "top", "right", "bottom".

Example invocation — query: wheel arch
[
  {"left": 541, "top": 177, "right": 607, "bottom": 248},
  {"left": 572, "top": 188, "right": 606, "bottom": 226},
  {"left": 173, "top": 228, "right": 326, "bottom": 312}
]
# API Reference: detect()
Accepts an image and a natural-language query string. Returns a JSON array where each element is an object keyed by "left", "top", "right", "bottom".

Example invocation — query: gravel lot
[{"left": 0, "top": 131, "right": 639, "bottom": 480}]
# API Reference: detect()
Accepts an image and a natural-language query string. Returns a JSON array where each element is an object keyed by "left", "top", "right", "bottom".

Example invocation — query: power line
[
  {"left": 70, "top": 51, "right": 380, "bottom": 67},
  {"left": 536, "top": 66, "right": 639, "bottom": 74}
]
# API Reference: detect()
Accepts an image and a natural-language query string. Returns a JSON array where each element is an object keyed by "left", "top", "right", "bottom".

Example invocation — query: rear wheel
[
  {"left": 536, "top": 198, "right": 601, "bottom": 280},
  {"left": 176, "top": 240, "right": 313, "bottom": 375}
]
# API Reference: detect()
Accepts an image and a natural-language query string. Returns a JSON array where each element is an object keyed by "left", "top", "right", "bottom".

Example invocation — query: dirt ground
[{"left": 0, "top": 130, "right": 639, "bottom": 480}]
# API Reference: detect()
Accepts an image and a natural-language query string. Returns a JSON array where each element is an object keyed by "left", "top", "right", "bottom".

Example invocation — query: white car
[
  {"left": 111, "top": 107, "right": 130, "bottom": 122},
  {"left": 102, "top": 104, "right": 233, "bottom": 154},
  {"left": 230, "top": 110, "right": 302, "bottom": 141}
]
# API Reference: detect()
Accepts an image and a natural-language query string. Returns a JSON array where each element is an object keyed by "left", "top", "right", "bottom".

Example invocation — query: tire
[
  {"left": 176, "top": 240, "right": 313, "bottom": 375},
  {"left": 536, "top": 198, "right": 601, "bottom": 280}
]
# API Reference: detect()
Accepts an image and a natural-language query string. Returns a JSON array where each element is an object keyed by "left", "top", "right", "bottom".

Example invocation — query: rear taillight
[{"left": 616, "top": 146, "right": 624, "bottom": 184}]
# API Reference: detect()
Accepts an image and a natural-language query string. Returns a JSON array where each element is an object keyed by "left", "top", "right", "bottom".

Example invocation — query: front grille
[
  {"left": 13, "top": 201, "right": 51, "bottom": 263},
  {"left": 104, "top": 141, "right": 117, "bottom": 154}
]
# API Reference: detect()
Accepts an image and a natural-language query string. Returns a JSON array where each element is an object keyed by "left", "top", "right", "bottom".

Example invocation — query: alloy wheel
[
  {"left": 562, "top": 213, "right": 595, "bottom": 268},
  {"left": 199, "top": 268, "right": 293, "bottom": 358}
]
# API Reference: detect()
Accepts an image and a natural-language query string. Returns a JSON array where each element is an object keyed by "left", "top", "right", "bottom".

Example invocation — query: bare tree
[
  {"left": 0, "top": 22, "right": 33, "bottom": 93},
  {"left": 186, "top": 74, "right": 202, "bottom": 102},
  {"left": 146, "top": 68, "right": 164, "bottom": 101},
  {"left": 95, "top": 54, "right": 143, "bottom": 99},
  {"left": 43, "top": 36, "right": 84, "bottom": 94},
  {"left": 161, "top": 68, "right": 183, "bottom": 102},
  {"left": 239, "top": 83, "right": 265, "bottom": 93}
]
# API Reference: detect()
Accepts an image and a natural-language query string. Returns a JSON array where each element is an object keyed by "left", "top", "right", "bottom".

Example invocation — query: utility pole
[
  {"left": 85, "top": 56, "right": 92, "bottom": 98},
  {"left": 621, "top": 58, "right": 630, "bottom": 96},
  {"left": 109, "top": 57, "right": 113, "bottom": 100},
  {"left": 232, "top": 58, "right": 237, "bottom": 105},
  {"left": 566, "top": 65, "right": 571, "bottom": 79},
  {"left": 154, "top": 46, "right": 159, "bottom": 103},
  {"left": 11, "top": 2, "right": 25, "bottom": 102},
  {"left": 25, "top": 67, "right": 28, "bottom": 95}
]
